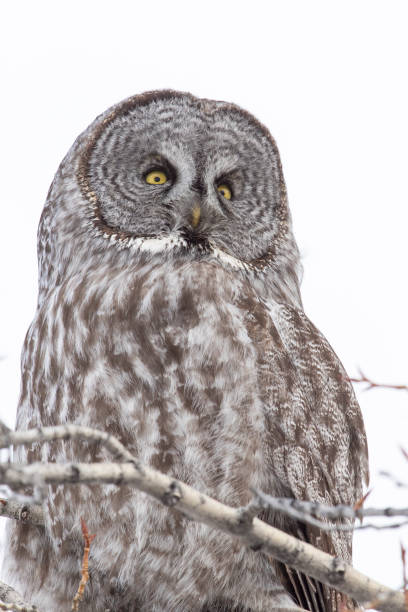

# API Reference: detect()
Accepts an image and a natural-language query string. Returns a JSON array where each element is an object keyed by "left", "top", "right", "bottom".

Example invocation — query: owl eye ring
[
  {"left": 145, "top": 169, "right": 168, "bottom": 185},
  {"left": 217, "top": 184, "right": 232, "bottom": 200}
]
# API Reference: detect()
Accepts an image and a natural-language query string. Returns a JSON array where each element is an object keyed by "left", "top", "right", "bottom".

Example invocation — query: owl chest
[{"left": 23, "top": 275, "right": 275, "bottom": 500}]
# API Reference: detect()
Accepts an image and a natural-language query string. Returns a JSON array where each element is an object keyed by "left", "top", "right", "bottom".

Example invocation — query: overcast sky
[{"left": 1, "top": 0, "right": 407, "bottom": 595}]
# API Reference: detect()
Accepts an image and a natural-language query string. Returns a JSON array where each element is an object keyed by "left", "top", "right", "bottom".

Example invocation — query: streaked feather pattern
[{"left": 2, "top": 91, "right": 368, "bottom": 612}]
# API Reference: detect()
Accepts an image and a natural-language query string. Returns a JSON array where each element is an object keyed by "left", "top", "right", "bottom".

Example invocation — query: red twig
[
  {"left": 348, "top": 369, "right": 408, "bottom": 393},
  {"left": 353, "top": 489, "right": 372, "bottom": 525},
  {"left": 353, "top": 489, "right": 372, "bottom": 512},
  {"left": 71, "top": 519, "right": 96, "bottom": 611}
]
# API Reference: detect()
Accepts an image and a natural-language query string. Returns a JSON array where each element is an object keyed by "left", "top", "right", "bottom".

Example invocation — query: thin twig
[
  {"left": 72, "top": 519, "right": 96, "bottom": 611},
  {"left": 354, "top": 489, "right": 372, "bottom": 512},
  {"left": 348, "top": 369, "right": 408, "bottom": 393},
  {"left": 253, "top": 490, "right": 408, "bottom": 530},
  {"left": 354, "top": 489, "right": 372, "bottom": 526}
]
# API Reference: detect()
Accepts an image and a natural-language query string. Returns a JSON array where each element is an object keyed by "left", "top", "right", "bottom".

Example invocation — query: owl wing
[{"left": 256, "top": 302, "right": 369, "bottom": 612}]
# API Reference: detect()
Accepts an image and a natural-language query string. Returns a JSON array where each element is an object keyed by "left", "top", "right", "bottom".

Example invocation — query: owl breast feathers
[{"left": 2, "top": 91, "right": 368, "bottom": 612}]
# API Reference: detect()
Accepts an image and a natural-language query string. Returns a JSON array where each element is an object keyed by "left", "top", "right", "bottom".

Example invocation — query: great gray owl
[{"left": 2, "top": 90, "right": 368, "bottom": 612}]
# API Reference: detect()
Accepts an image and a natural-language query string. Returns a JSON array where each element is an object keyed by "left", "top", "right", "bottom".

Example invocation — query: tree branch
[
  {"left": 0, "top": 458, "right": 406, "bottom": 612},
  {"left": 0, "top": 424, "right": 134, "bottom": 462},
  {"left": 0, "top": 498, "right": 43, "bottom": 526},
  {"left": 252, "top": 490, "right": 408, "bottom": 531},
  {"left": 71, "top": 519, "right": 96, "bottom": 611},
  {"left": 0, "top": 581, "right": 39, "bottom": 611},
  {"left": 349, "top": 369, "right": 408, "bottom": 393}
]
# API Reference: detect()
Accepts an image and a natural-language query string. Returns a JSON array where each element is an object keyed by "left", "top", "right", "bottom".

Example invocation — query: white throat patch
[{"left": 99, "top": 229, "right": 249, "bottom": 271}]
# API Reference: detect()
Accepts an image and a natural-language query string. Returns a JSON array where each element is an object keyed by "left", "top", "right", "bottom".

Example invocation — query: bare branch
[
  {"left": 0, "top": 581, "right": 39, "bottom": 611},
  {"left": 0, "top": 459, "right": 406, "bottom": 612},
  {"left": 363, "top": 584, "right": 408, "bottom": 612},
  {"left": 349, "top": 369, "right": 408, "bottom": 393},
  {"left": 0, "top": 498, "right": 43, "bottom": 526},
  {"left": 3, "top": 490, "right": 408, "bottom": 535},
  {"left": 0, "top": 425, "right": 134, "bottom": 463},
  {"left": 0, "top": 602, "right": 39, "bottom": 612},
  {"left": 253, "top": 490, "right": 408, "bottom": 531}
]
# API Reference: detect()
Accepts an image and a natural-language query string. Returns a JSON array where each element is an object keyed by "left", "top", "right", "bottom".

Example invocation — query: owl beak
[{"left": 190, "top": 205, "right": 201, "bottom": 229}]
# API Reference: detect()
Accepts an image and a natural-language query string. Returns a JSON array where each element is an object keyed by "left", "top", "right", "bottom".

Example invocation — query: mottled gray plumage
[{"left": 2, "top": 91, "right": 368, "bottom": 611}]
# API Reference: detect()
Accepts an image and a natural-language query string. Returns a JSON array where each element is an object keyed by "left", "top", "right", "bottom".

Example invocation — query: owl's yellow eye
[
  {"left": 145, "top": 170, "right": 168, "bottom": 185},
  {"left": 217, "top": 184, "right": 232, "bottom": 200}
]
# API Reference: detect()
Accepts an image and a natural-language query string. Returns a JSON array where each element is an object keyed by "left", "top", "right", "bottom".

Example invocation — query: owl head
[{"left": 38, "top": 90, "right": 302, "bottom": 306}]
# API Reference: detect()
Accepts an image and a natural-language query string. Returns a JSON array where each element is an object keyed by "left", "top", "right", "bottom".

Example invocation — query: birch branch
[
  {"left": 0, "top": 460, "right": 406, "bottom": 612},
  {"left": 252, "top": 491, "right": 408, "bottom": 531},
  {"left": 0, "top": 498, "right": 43, "bottom": 526},
  {"left": 0, "top": 581, "right": 39, "bottom": 611},
  {"left": 3, "top": 492, "right": 408, "bottom": 533},
  {"left": 0, "top": 425, "right": 134, "bottom": 462}
]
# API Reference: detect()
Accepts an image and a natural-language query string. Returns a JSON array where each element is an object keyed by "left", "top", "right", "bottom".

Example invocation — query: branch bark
[
  {"left": 0, "top": 459, "right": 405, "bottom": 612},
  {"left": 0, "top": 498, "right": 43, "bottom": 526},
  {"left": 0, "top": 580, "right": 39, "bottom": 611},
  {"left": 253, "top": 491, "right": 408, "bottom": 531},
  {"left": 0, "top": 424, "right": 134, "bottom": 462}
]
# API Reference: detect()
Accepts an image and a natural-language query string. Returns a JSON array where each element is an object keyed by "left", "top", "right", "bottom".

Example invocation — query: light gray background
[{"left": 1, "top": 0, "right": 407, "bottom": 594}]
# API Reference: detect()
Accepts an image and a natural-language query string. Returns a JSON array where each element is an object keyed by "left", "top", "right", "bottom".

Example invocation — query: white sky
[{"left": 1, "top": 0, "right": 407, "bottom": 596}]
